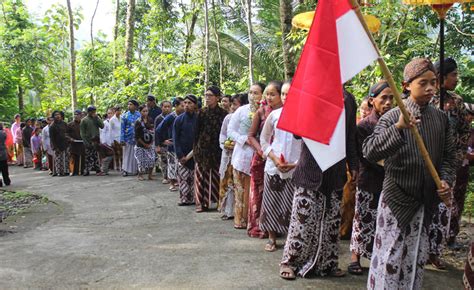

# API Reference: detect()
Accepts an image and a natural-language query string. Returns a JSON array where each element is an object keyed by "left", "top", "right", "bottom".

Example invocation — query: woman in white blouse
[
  {"left": 218, "top": 94, "right": 246, "bottom": 220},
  {"left": 228, "top": 83, "right": 265, "bottom": 229},
  {"left": 109, "top": 106, "right": 122, "bottom": 170},
  {"left": 259, "top": 81, "right": 301, "bottom": 252}
]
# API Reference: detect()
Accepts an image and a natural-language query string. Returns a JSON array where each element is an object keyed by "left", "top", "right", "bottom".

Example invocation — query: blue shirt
[
  {"left": 120, "top": 111, "right": 141, "bottom": 144},
  {"left": 172, "top": 111, "right": 197, "bottom": 169},
  {"left": 156, "top": 112, "right": 177, "bottom": 151}
]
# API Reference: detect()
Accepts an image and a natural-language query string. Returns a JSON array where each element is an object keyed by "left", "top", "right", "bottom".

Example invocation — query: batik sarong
[
  {"left": 428, "top": 201, "right": 449, "bottom": 256},
  {"left": 194, "top": 163, "right": 220, "bottom": 211},
  {"left": 450, "top": 164, "right": 469, "bottom": 242},
  {"left": 166, "top": 151, "right": 178, "bottom": 181},
  {"left": 178, "top": 163, "right": 194, "bottom": 204},
  {"left": 134, "top": 146, "right": 156, "bottom": 173},
  {"left": 233, "top": 169, "right": 251, "bottom": 228},
  {"left": 368, "top": 197, "right": 428, "bottom": 290},
  {"left": 281, "top": 188, "right": 341, "bottom": 277},
  {"left": 54, "top": 150, "right": 70, "bottom": 176},
  {"left": 350, "top": 188, "right": 380, "bottom": 259},
  {"left": 15, "top": 143, "right": 24, "bottom": 165},
  {"left": 23, "top": 147, "right": 33, "bottom": 167},
  {"left": 85, "top": 146, "right": 100, "bottom": 173},
  {"left": 219, "top": 164, "right": 234, "bottom": 217},
  {"left": 247, "top": 154, "right": 266, "bottom": 238},
  {"left": 158, "top": 149, "right": 168, "bottom": 180},
  {"left": 259, "top": 173, "right": 294, "bottom": 234}
]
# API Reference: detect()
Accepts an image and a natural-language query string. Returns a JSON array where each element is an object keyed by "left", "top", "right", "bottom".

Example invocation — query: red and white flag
[{"left": 277, "top": 0, "right": 378, "bottom": 171}]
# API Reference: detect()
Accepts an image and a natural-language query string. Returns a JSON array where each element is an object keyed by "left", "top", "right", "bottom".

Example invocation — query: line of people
[{"left": 0, "top": 57, "right": 472, "bottom": 289}]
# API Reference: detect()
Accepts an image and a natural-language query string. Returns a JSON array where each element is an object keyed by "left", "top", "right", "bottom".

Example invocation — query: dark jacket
[
  {"left": 193, "top": 106, "right": 227, "bottom": 169},
  {"left": 22, "top": 126, "right": 33, "bottom": 148},
  {"left": 173, "top": 111, "right": 197, "bottom": 169},
  {"left": 292, "top": 90, "right": 359, "bottom": 196},
  {"left": 49, "top": 121, "right": 69, "bottom": 152},
  {"left": 67, "top": 120, "right": 85, "bottom": 155},
  {"left": 156, "top": 112, "right": 177, "bottom": 151},
  {"left": 357, "top": 110, "right": 385, "bottom": 194},
  {"left": 148, "top": 105, "right": 162, "bottom": 124}
]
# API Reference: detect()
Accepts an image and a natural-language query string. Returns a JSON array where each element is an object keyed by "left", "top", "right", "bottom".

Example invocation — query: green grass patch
[{"left": 0, "top": 190, "right": 48, "bottom": 221}]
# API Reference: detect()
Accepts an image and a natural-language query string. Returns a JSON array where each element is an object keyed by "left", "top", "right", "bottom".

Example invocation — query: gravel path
[{"left": 0, "top": 166, "right": 465, "bottom": 289}]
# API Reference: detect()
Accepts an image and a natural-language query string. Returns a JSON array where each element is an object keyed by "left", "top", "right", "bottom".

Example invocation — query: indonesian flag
[{"left": 277, "top": 0, "right": 378, "bottom": 171}]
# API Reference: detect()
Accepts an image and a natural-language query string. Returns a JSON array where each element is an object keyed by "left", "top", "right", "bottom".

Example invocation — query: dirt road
[{"left": 0, "top": 167, "right": 464, "bottom": 289}]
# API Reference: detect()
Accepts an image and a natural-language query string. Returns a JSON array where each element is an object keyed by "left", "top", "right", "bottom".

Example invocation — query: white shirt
[
  {"left": 100, "top": 119, "right": 111, "bottom": 145},
  {"left": 260, "top": 108, "right": 301, "bottom": 179},
  {"left": 11, "top": 122, "right": 20, "bottom": 144},
  {"left": 228, "top": 104, "right": 255, "bottom": 175},
  {"left": 41, "top": 125, "right": 54, "bottom": 155},
  {"left": 219, "top": 113, "right": 233, "bottom": 179},
  {"left": 109, "top": 115, "right": 121, "bottom": 143}
]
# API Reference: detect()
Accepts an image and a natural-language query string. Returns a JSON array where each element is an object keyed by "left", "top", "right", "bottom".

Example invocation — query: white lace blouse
[
  {"left": 228, "top": 104, "right": 255, "bottom": 175},
  {"left": 260, "top": 108, "right": 301, "bottom": 179}
]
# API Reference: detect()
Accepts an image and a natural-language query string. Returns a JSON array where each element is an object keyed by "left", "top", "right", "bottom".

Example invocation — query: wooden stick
[{"left": 348, "top": 0, "right": 442, "bottom": 190}]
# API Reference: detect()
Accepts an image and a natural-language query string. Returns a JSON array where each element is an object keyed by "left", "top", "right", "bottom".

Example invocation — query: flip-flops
[
  {"left": 279, "top": 265, "right": 296, "bottom": 280},
  {"left": 347, "top": 261, "right": 363, "bottom": 275},
  {"left": 265, "top": 240, "right": 277, "bottom": 252}
]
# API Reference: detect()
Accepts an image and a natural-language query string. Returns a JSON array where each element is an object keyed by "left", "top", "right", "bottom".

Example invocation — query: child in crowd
[{"left": 31, "top": 127, "right": 43, "bottom": 170}]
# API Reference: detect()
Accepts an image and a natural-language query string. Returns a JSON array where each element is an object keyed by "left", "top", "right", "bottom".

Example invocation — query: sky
[{"left": 25, "top": 0, "right": 116, "bottom": 44}]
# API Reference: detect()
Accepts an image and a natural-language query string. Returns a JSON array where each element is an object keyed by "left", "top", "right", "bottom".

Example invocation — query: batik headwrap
[{"left": 403, "top": 58, "right": 436, "bottom": 83}]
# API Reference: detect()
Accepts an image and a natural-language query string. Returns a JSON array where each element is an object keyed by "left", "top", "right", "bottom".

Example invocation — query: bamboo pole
[{"left": 348, "top": 0, "right": 445, "bottom": 195}]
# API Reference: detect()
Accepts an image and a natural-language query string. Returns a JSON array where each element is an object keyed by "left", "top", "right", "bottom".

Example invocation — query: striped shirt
[{"left": 363, "top": 97, "right": 457, "bottom": 228}]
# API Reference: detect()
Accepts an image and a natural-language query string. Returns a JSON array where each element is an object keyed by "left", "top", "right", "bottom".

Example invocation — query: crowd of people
[{"left": 0, "top": 57, "right": 473, "bottom": 289}]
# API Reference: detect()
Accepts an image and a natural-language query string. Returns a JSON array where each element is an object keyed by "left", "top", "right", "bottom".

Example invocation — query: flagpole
[{"left": 348, "top": 0, "right": 449, "bottom": 203}]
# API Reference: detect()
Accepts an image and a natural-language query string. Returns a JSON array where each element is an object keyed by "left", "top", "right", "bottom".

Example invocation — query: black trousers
[{"left": 0, "top": 160, "right": 11, "bottom": 186}]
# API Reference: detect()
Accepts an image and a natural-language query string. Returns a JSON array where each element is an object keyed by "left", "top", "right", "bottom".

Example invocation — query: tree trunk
[
  {"left": 124, "top": 0, "right": 135, "bottom": 70},
  {"left": 241, "top": 0, "right": 254, "bottom": 85},
  {"left": 18, "top": 84, "right": 24, "bottom": 114},
  {"left": 66, "top": 0, "right": 78, "bottom": 111},
  {"left": 211, "top": 0, "right": 223, "bottom": 88},
  {"left": 204, "top": 0, "right": 210, "bottom": 89},
  {"left": 279, "top": 0, "right": 294, "bottom": 79},
  {"left": 183, "top": 10, "right": 198, "bottom": 64},
  {"left": 90, "top": 0, "right": 100, "bottom": 104},
  {"left": 113, "top": 0, "right": 120, "bottom": 68}
]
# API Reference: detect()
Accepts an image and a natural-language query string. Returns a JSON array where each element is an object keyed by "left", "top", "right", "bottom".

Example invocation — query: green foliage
[
  {"left": 0, "top": 0, "right": 472, "bottom": 120},
  {"left": 465, "top": 167, "right": 474, "bottom": 219}
]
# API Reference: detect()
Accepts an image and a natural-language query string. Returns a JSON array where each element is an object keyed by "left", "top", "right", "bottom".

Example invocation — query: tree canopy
[{"left": 0, "top": 0, "right": 472, "bottom": 121}]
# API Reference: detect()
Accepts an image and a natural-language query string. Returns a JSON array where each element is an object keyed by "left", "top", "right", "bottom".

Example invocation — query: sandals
[
  {"left": 162, "top": 179, "right": 170, "bottom": 184},
  {"left": 328, "top": 268, "right": 346, "bottom": 278},
  {"left": 221, "top": 215, "right": 233, "bottom": 220},
  {"left": 169, "top": 185, "right": 178, "bottom": 191},
  {"left": 279, "top": 265, "right": 296, "bottom": 280},
  {"left": 348, "top": 261, "right": 363, "bottom": 275},
  {"left": 234, "top": 224, "right": 246, "bottom": 229},
  {"left": 265, "top": 240, "right": 277, "bottom": 252},
  {"left": 429, "top": 257, "right": 447, "bottom": 270}
]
